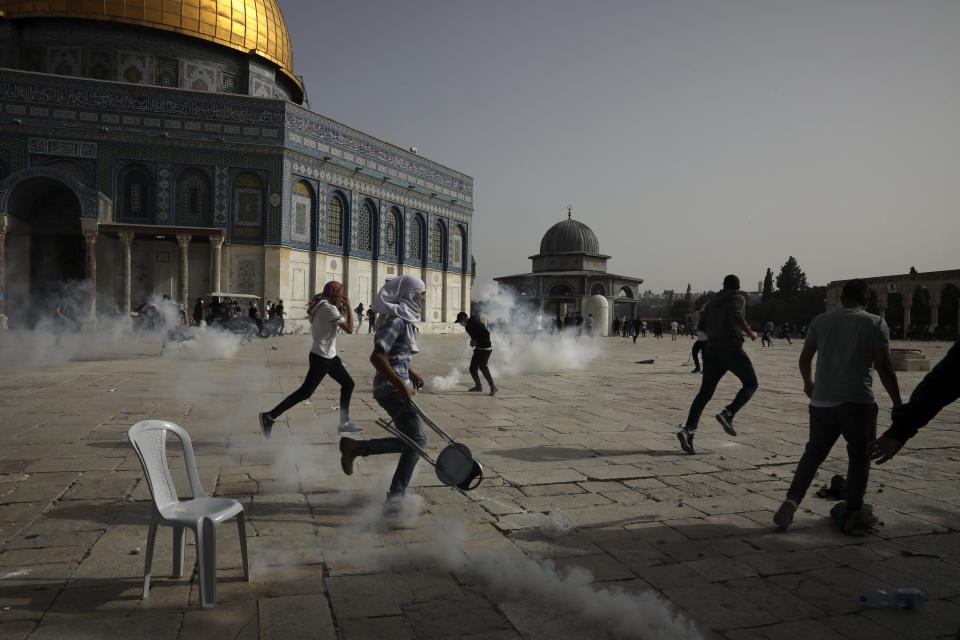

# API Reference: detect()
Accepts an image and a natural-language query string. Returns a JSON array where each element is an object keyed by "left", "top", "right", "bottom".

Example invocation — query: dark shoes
[
  {"left": 258, "top": 412, "right": 275, "bottom": 439},
  {"left": 489, "top": 386, "right": 498, "bottom": 396},
  {"left": 339, "top": 437, "right": 363, "bottom": 475},
  {"left": 467, "top": 386, "right": 483, "bottom": 392},
  {"left": 691, "top": 368, "right": 701, "bottom": 373},
  {"left": 773, "top": 499, "right": 797, "bottom": 530},
  {"left": 715, "top": 410, "right": 737, "bottom": 436},
  {"left": 676, "top": 427, "right": 695, "bottom": 454}
]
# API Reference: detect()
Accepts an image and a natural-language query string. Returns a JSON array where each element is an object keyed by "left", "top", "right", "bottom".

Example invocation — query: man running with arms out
[
  {"left": 456, "top": 311, "right": 498, "bottom": 396},
  {"left": 677, "top": 274, "right": 758, "bottom": 454},
  {"left": 258, "top": 281, "right": 358, "bottom": 438},
  {"left": 774, "top": 279, "right": 902, "bottom": 534},
  {"left": 339, "top": 275, "right": 427, "bottom": 515}
]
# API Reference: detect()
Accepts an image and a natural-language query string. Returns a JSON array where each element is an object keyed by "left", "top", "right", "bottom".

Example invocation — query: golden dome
[{"left": 1, "top": 0, "right": 301, "bottom": 93}]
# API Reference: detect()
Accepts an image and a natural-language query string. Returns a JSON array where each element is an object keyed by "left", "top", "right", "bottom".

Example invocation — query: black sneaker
[
  {"left": 715, "top": 410, "right": 737, "bottom": 436},
  {"left": 691, "top": 368, "right": 701, "bottom": 373},
  {"left": 259, "top": 412, "right": 275, "bottom": 439},
  {"left": 676, "top": 427, "right": 695, "bottom": 454},
  {"left": 337, "top": 422, "right": 362, "bottom": 434},
  {"left": 773, "top": 499, "right": 797, "bottom": 530},
  {"left": 489, "top": 386, "right": 498, "bottom": 397},
  {"left": 467, "top": 386, "right": 483, "bottom": 392}
]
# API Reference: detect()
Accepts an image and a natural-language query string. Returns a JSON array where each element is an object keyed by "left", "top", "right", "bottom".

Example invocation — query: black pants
[
  {"left": 691, "top": 340, "right": 705, "bottom": 369},
  {"left": 470, "top": 349, "right": 494, "bottom": 388},
  {"left": 269, "top": 352, "right": 354, "bottom": 418},
  {"left": 684, "top": 346, "right": 757, "bottom": 430},
  {"left": 787, "top": 403, "right": 877, "bottom": 510}
]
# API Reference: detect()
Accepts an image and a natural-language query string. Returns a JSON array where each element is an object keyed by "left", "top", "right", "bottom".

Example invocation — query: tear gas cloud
[{"left": 470, "top": 283, "right": 602, "bottom": 377}]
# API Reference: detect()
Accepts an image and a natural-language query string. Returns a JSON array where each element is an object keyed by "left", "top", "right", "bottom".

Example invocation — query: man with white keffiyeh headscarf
[{"left": 338, "top": 275, "right": 428, "bottom": 514}]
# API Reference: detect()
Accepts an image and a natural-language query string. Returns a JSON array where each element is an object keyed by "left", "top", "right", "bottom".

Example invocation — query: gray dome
[{"left": 539, "top": 217, "right": 600, "bottom": 254}]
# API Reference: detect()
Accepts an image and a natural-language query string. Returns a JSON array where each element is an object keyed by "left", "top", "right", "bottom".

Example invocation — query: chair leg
[
  {"left": 143, "top": 521, "right": 158, "bottom": 600},
  {"left": 236, "top": 512, "right": 249, "bottom": 582},
  {"left": 172, "top": 525, "right": 185, "bottom": 578},
  {"left": 195, "top": 517, "right": 218, "bottom": 609}
]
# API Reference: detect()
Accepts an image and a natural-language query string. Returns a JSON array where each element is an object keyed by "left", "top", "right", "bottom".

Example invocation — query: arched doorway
[
  {"left": 938, "top": 284, "right": 959, "bottom": 339},
  {"left": 6, "top": 177, "right": 85, "bottom": 328},
  {"left": 547, "top": 283, "right": 577, "bottom": 324},
  {"left": 885, "top": 292, "right": 904, "bottom": 339},
  {"left": 865, "top": 288, "right": 879, "bottom": 315},
  {"left": 910, "top": 287, "right": 931, "bottom": 339}
]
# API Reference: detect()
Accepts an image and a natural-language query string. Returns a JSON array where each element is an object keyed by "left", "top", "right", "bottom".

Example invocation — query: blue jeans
[
  {"left": 684, "top": 345, "right": 758, "bottom": 430},
  {"left": 360, "top": 393, "right": 426, "bottom": 497}
]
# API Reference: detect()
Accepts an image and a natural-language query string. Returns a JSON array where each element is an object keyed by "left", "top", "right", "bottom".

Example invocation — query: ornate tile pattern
[
  {"left": 214, "top": 166, "right": 228, "bottom": 224},
  {"left": 157, "top": 166, "right": 171, "bottom": 223}
]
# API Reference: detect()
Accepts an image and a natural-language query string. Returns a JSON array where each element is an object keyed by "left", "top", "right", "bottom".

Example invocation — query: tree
[
  {"left": 762, "top": 268, "right": 774, "bottom": 302},
  {"left": 776, "top": 256, "right": 808, "bottom": 298}
]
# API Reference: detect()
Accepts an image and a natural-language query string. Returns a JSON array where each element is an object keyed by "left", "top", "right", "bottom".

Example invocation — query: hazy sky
[{"left": 283, "top": 0, "right": 960, "bottom": 294}]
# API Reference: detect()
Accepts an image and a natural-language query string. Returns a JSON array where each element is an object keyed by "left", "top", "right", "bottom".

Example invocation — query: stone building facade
[{"left": 0, "top": 1, "right": 472, "bottom": 331}]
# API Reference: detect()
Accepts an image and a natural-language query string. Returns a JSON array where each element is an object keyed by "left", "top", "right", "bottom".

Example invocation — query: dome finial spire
[{"left": 566, "top": 204, "right": 572, "bottom": 220}]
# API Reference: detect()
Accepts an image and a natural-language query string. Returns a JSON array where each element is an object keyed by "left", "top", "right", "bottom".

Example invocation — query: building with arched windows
[
  {"left": 493, "top": 210, "right": 643, "bottom": 333},
  {"left": 0, "top": 1, "right": 472, "bottom": 331}
]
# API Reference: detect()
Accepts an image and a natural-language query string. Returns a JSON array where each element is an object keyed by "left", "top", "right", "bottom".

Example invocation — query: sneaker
[
  {"left": 258, "top": 412, "right": 275, "bottom": 439},
  {"left": 337, "top": 422, "right": 362, "bottom": 434},
  {"left": 489, "top": 386, "right": 498, "bottom": 397},
  {"left": 467, "top": 385, "right": 483, "bottom": 392},
  {"left": 339, "top": 437, "right": 362, "bottom": 475},
  {"left": 691, "top": 368, "right": 701, "bottom": 373},
  {"left": 382, "top": 495, "right": 403, "bottom": 517},
  {"left": 676, "top": 427, "right": 695, "bottom": 454},
  {"left": 773, "top": 499, "right": 797, "bottom": 530},
  {"left": 715, "top": 410, "right": 737, "bottom": 436}
]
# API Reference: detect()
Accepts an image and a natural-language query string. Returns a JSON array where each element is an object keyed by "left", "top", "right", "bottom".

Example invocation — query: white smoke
[{"left": 470, "top": 283, "right": 602, "bottom": 377}]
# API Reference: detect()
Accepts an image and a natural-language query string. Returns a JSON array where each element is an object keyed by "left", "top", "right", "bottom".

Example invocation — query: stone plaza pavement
[{"left": 0, "top": 328, "right": 958, "bottom": 640}]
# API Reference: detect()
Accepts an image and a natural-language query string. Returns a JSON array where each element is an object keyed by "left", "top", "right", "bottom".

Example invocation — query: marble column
[
  {"left": 0, "top": 223, "right": 7, "bottom": 330},
  {"left": 176, "top": 233, "right": 191, "bottom": 310},
  {"left": 82, "top": 230, "right": 98, "bottom": 327},
  {"left": 119, "top": 232, "right": 134, "bottom": 316},
  {"left": 210, "top": 233, "right": 223, "bottom": 294}
]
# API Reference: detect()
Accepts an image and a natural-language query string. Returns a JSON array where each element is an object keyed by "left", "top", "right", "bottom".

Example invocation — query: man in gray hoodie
[{"left": 677, "top": 275, "right": 758, "bottom": 454}]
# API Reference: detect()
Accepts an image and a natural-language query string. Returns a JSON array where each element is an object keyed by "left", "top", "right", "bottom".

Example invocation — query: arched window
[
  {"left": 591, "top": 283, "right": 606, "bottom": 296},
  {"left": 358, "top": 201, "right": 373, "bottom": 251},
  {"left": 118, "top": 164, "right": 152, "bottom": 221},
  {"left": 409, "top": 215, "right": 424, "bottom": 263},
  {"left": 292, "top": 180, "right": 313, "bottom": 243},
  {"left": 453, "top": 226, "right": 465, "bottom": 269},
  {"left": 384, "top": 208, "right": 401, "bottom": 257},
  {"left": 431, "top": 221, "right": 445, "bottom": 264},
  {"left": 176, "top": 169, "right": 210, "bottom": 225},
  {"left": 327, "top": 194, "right": 344, "bottom": 246},
  {"left": 232, "top": 172, "right": 263, "bottom": 228}
]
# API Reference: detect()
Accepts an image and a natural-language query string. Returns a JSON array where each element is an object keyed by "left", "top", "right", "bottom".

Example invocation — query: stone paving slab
[{"left": 0, "top": 331, "right": 958, "bottom": 639}]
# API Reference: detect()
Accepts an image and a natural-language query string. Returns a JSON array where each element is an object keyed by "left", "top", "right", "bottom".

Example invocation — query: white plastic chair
[{"left": 127, "top": 420, "right": 249, "bottom": 609}]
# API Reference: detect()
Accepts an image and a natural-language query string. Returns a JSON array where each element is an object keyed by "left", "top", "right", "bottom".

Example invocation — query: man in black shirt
[
  {"left": 677, "top": 275, "right": 758, "bottom": 454},
  {"left": 456, "top": 311, "right": 497, "bottom": 396}
]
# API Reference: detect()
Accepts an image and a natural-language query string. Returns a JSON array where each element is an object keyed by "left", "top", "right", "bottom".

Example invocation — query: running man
[
  {"left": 773, "top": 279, "right": 901, "bottom": 534},
  {"left": 258, "top": 281, "right": 358, "bottom": 438},
  {"left": 456, "top": 311, "right": 497, "bottom": 396},
  {"left": 677, "top": 275, "right": 758, "bottom": 454},
  {"left": 339, "top": 275, "right": 428, "bottom": 514}
]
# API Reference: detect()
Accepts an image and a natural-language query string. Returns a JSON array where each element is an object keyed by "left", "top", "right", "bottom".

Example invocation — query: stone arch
[
  {"left": 174, "top": 168, "right": 211, "bottom": 226},
  {"left": 618, "top": 285, "right": 633, "bottom": 298},
  {"left": 2, "top": 174, "right": 87, "bottom": 328},
  {"left": 40, "top": 159, "right": 92, "bottom": 188},
  {"left": 409, "top": 213, "right": 426, "bottom": 265},
  {"left": 357, "top": 198, "right": 376, "bottom": 252},
  {"left": 384, "top": 207, "right": 402, "bottom": 258},
  {"left": 430, "top": 219, "right": 446, "bottom": 265},
  {"left": 591, "top": 283, "right": 606, "bottom": 296},
  {"left": 937, "top": 283, "right": 960, "bottom": 338},
  {"left": 910, "top": 286, "right": 932, "bottom": 336},
  {"left": 326, "top": 191, "right": 346, "bottom": 247},
  {"left": 291, "top": 180, "right": 314, "bottom": 245},
  {"left": 548, "top": 282, "right": 574, "bottom": 296}
]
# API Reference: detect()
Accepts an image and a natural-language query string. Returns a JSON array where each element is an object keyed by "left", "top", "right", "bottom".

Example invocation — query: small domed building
[
  {"left": 494, "top": 208, "right": 643, "bottom": 334},
  {"left": 0, "top": 1, "right": 473, "bottom": 331}
]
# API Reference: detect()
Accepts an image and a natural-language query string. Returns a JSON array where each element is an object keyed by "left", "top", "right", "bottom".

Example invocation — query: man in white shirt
[{"left": 259, "top": 281, "right": 358, "bottom": 438}]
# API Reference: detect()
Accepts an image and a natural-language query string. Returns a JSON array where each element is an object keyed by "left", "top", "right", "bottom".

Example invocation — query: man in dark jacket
[
  {"left": 677, "top": 275, "right": 758, "bottom": 454},
  {"left": 866, "top": 338, "right": 960, "bottom": 463},
  {"left": 456, "top": 311, "right": 497, "bottom": 396}
]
